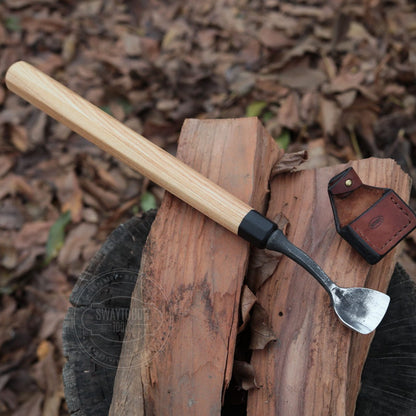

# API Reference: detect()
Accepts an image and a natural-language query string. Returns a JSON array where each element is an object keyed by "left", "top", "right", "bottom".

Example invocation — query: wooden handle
[{"left": 5, "top": 61, "right": 252, "bottom": 234}]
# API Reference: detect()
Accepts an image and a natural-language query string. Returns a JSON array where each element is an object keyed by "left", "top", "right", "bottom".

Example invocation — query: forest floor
[{"left": 0, "top": 0, "right": 416, "bottom": 414}]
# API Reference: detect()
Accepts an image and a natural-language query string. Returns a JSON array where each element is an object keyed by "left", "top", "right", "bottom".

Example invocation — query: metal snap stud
[{"left": 345, "top": 179, "right": 352, "bottom": 187}]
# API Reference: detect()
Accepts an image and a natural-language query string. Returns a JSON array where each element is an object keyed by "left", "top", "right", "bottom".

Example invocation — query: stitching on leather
[
  {"left": 379, "top": 197, "right": 412, "bottom": 249},
  {"left": 352, "top": 196, "right": 412, "bottom": 251}
]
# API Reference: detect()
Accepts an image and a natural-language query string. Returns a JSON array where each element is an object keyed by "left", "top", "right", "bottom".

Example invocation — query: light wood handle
[{"left": 5, "top": 61, "right": 252, "bottom": 234}]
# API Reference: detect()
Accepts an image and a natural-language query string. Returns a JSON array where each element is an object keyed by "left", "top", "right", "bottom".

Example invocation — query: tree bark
[
  {"left": 110, "top": 118, "right": 281, "bottom": 415},
  {"left": 247, "top": 158, "right": 412, "bottom": 416}
]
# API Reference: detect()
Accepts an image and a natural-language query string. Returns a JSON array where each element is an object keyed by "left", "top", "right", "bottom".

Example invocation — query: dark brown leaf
[
  {"left": 11, "top": 392, "right": 43, "bottom": 416},
  {"left": 246, "top": 247, "right": 282, "bottom": 292},
  {"left": 249, "top": 303, "right": 277, "bottom": 350},
  {"left": 14, "top": 221, "right": 53, "bottom": 250},
  {"left": 0, "top": 155, "right": 15, "bottom": 177},
  {"left": 10, "top": 125, "right": 29, "bottom": 152},
  {"left": 271, "top": 150, "right": 308, "bottom": 177},
  {"left": 320, "top": 98, "right": 341, "bottom": 136},
  {"left": 31, "top": 341, "right": 59, "bottom": 396},
  {"left": 232, "top": 361, "right": 259, "bottom": 391},
  {"left": 0, "top": 175, "right": 34, "bottom": 200},
  {"left": 57, "top": 223, "right": 97, "bottom": 268},
  {"left": 80, "top": 179, "right": 119, "bottom": 209},
  {"left": 238, "top": 285, "right": 257, "bottom": 333},
  {"left": 277, "top": 92, "right": 300, "bottom": 130},
  {"left": 55, "top": 172, "right": 83, "bottom": 222},
  {"left": 275, "top": 61, "right": 327, "bottom": 90},
  {"left": 258, "top": 28, "right": 293, "bottom": 49}
]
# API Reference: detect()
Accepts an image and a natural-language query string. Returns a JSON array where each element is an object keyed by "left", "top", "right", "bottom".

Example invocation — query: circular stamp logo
[
  {"left": 70, "top": 268, "right": 171, "bottom": 369},
  {"left": 369, "top": 215, "right": 384, "bottom": 230}
]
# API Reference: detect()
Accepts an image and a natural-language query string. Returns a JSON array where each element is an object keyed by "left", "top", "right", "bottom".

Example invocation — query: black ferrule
[{"left": 238, "top": 210, "right": 277, "bottom": 248}]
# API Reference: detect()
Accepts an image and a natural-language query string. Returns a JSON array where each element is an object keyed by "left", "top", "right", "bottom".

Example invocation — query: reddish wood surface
[
  {"left": 110, "top": 118, "right": 281, "bottom": 415},
  {"left": 247, "top": 158, "right": 412, "bottom": 416}
]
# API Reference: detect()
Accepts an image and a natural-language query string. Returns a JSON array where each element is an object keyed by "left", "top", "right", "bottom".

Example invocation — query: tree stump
[
  {"left": 109, "top": 118, "right": 281, "bottom": 414},
  {"left": 355, "top": 263, "right": 416, "bottom": 416},
  {"left": 61, "top": 117, "right": 415, "bottom": 415},
  {"left": 62, "top": 211, "right": 156, "bottom": 416},
  {"left": 62, "top": 217, "right": 416, "bottom": 416}
]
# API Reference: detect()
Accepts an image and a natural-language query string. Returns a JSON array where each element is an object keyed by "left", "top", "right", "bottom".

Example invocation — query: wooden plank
[
  {"left": 110, "top": 118, "right": 282, "bottom": 415},
  {"left": 247, "top": 158, "right": 412, "bottom": 416}
]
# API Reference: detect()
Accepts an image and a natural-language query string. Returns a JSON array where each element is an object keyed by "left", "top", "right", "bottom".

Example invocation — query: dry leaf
[
  {"left": 228, "top": 70, "right": 256, "bottom": 96},
  {"left": 0, "top": 244, "right": 18, "bottom": 269},
  {"left": 55, "top": 172, "right": 83, "bottom": 222},
  {"left": 0, "top": 86, "right": 5, "bottom": 105},
  {"left": 80, "top": 179, "right": 119, "bottom": 209},
  {"left": 276, "top": 62, "right": 326, "bottom": 90},
  {"left": 0, "top": 175, "right": 34, "bottom": 200},
  {"left": 14, "top": 221, "right": 53, "bottom": 250},
  {"left": 39, "top": 311, "right": 66, "bottom": 340},
  {"left": 123, "top": 33, "right": 142, "bottom": 57},
  {"left": 36, "top": 340, "right": 51, "bottom": 361},
  {"left": 74, "top": 0, "right": 103, "bottom": 17},
  {"left": 0, "top": 296, "right": 17, "bottom": 347},
  {"left": 335, "top": 90, "right": 357, "bottom": 108},
  {"left": 11, "top": 392, "right": 43, "bottom": 416},
  {"left": 62, "top": 33, "right": 77, "bottom": 63},
  {"left": 10, "top": 125, "right": 29, "bottom": 152},
  {"left": 271, "top": 150, "right": 308, "bottom": 177},
  {"left": 30, "top": 54, "right": 63, "bottom": 75},
  {"left": 320, "top": 98, "right": 341, "bottom": 136},
  {"left": 13, "top": 247, "right": 45, "bottom": 279},
  {"left": 246, "top": 247, "right": 282, "bottom": 292},
  {"left": 258, "top": 28, "right": 292, "bottom": 49},
  {"left": 265, "top": 12, "right": 298, "bottom": 35},
  {"left": 28, "top": 112, "right": 47, "bottom": 145},
  {"left": 327, "top": 71, "right": 365, "bottom": 94},
  {"left": 57, "top": 223, "right": 97, "bottom": 267},
  {"left": 239, "top": 285, "right": 257, "bottom": 333},
  {"left": 277, "top": 92, "right": 300, "bottom": 130},
  {"left": 0, "top": 200, "right": 24, "bottom": 230},
  {"left": 0, "top": 155, "right": 15, "bottom": 178},
  {"left": 31, "top": 342, "right": 59, "bottom": 396},
  {"left": 280, "top": 3, "right": 333, "bottom": 21},
  {"left": 42, "top": 389, "right": 63, "bottom": 416},
  {"left": 232, "top": 361, "right": 259, "bottom": 391},
  {"left": 249, "top": 303, "right": 277, "bottom": 350},
  {"left": 300, "top": 91, "right": 319, "bottom": 124}
]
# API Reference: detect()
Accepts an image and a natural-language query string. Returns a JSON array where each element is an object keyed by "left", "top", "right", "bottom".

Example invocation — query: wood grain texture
[
  {"left": 5, "top": 61, "right": 253, "bottom": 234},
  {"left": 110, "top": 118, "right": 282, "bottom": 415},
  {"left": 247, "top": 158, "right": 412, "bottom": 416}
]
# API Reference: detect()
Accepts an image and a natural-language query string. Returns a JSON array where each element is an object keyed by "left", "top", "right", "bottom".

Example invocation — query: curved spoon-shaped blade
[
  {"left": 266, "top": 229, "right": 390, "bottom": 334},
  {"left": 331, "top": 287, "right": 390, "bottom": 334}
]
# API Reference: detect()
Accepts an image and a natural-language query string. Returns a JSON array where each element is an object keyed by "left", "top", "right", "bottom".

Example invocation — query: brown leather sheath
[{"left": 328, "top": 167, "right": 416, "bottom": 264}]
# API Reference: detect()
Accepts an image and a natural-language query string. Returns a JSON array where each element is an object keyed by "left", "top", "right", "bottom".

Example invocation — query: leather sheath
[{"left": 328, "top": 167, "right": 416, "bottom": 264}]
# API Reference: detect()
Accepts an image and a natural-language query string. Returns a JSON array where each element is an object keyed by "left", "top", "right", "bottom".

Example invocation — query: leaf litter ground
[{"left": 1, "top": 0, "right": 416, "bottom": 414}]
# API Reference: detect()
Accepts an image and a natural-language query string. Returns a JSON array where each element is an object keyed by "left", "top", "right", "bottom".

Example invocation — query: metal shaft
[{"left": 266, "top": 229, "right": 337, "bottom": 295}]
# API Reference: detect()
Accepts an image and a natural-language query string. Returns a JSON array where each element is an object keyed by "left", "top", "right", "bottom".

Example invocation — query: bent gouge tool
[{"left": 5, "top": 61, "right": 390, "bottom": 334}]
